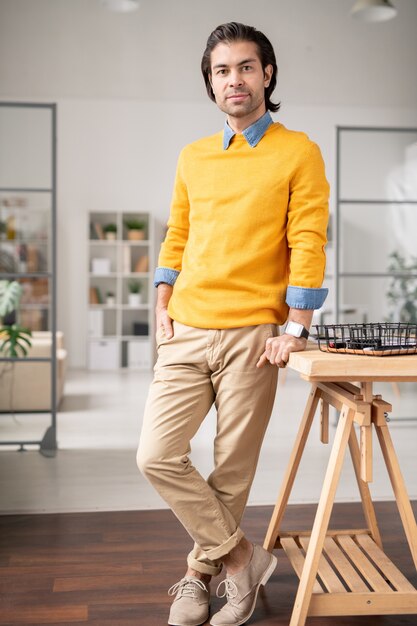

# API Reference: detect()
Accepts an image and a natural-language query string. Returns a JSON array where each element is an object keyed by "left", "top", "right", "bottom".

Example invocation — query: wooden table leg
[
  {"left": 360, "top": 424, "right": 373, "bottom": 483},
  {"left": 320, "top": 398, "right": 329, "bottom": 444},
  {"left": 375, "top": 422, "right": 417, "bottom": 569},
  {"left": 348, "top": 426, "right": 382, "bottom": 548},
  {"left": 264, "top": 385, "right": 321, "bottom": 552},
  {"left": 289, "top": 403, "right": 355, "bottom": 626}
]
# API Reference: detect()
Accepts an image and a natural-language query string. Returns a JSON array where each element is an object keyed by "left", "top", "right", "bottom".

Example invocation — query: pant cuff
[
  {"left": 187, "top": 554, "right": 222, "bottom": 577},
  {"left": 205, "top": 527, "right": 245, "bottom": 562}
]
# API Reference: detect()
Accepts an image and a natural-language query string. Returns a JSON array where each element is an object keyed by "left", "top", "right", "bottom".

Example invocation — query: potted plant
[
  {"left": 106, "top": 291, "right": 116, "bottom": 306},
  {"left": 103, "top": 223, "right": 117, "bottom": 241},
  {"left": 386, "top": 251, "right": 417, "bottom": 323},
  {"left": 0, "top": 280, "right": 32, "bottom": 357},
  {"left": 128, "top": 280, "right": 142, "bottom": 306},
  {"left": 124, "top": 218, "right": 146, "bottom": 241}
]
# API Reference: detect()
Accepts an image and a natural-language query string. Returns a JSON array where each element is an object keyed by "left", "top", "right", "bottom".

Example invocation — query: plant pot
[
  {"left": 128, "top": 293, "right": 142, "bottom": 307},
  {"left": 105, "top": 232, "right": 117, "bottom": 241},
  {"left": 127, "top": 229, "right": 145, "bottom": 241},
  {"left": 106, "top": 296, "right": 115, "bottom": 306}
]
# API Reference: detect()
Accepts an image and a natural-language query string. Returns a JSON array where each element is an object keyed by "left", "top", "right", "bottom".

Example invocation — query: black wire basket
[{"left": 315, "top": 323, "right": 417, "bottom": 357}]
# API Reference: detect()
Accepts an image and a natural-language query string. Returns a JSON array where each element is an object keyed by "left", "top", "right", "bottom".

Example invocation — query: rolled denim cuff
[
  {"left": 286, "top": 285, "right": 328, "bottom": 310},
  {"left": 154, "top": 266, "right": 180, "bottom": 288}
]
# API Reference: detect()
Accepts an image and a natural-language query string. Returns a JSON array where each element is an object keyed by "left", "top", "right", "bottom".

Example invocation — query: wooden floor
[{"left": 0, "top": 502, "right": 416, "bottom": 625}]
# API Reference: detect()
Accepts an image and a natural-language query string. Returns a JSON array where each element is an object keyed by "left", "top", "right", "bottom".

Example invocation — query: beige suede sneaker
[
  {"left": 210, "top": 544, "right": 277, "bottom": 626},
  {"left": 168, "top": 576, "right": 210, "bottom": 626}
]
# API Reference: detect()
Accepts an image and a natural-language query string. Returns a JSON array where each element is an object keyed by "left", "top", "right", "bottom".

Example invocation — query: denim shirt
[{"left": 154, "top": 112, "right": 328, "bottom": 311}]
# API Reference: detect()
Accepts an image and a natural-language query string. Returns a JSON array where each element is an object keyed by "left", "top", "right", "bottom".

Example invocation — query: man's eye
[
  {"left": 217, "top": 69, "right": 227, "bottom": 75},
  {"left": 242, "top": 65, "right": 252, "bottom": 71}
]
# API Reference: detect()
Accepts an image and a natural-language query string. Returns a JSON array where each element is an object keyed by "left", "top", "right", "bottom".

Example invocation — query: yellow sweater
[{"left": 158, "top": 122, "right": 329, "bottom": 328}]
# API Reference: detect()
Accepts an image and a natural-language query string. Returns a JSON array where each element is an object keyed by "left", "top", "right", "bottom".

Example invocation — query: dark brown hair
[{"left": 201, "top": 22, "right": 280, "bottom": 113}]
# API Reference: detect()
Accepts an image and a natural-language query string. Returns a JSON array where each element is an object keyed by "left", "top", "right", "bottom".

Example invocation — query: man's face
[{"left": 209, "top": 40, "right": 273, "bottom": 129}]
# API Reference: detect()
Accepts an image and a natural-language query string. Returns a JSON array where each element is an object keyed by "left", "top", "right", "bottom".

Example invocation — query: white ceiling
[{"left": 0, "top": 0, "right": 416, "bottom": 107}]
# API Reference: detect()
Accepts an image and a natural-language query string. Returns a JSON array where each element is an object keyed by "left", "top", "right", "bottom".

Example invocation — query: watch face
[
  {"left": 286, "top": 321, "right": 303, "bottom": 337},
  {"left": 286, "top": 321, "right": 309, "bottom": 339}
]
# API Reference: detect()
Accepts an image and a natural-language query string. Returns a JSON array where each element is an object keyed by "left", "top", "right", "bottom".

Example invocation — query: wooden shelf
[{"left": 282, "top": 532, "right": 417, "bottom": 616}]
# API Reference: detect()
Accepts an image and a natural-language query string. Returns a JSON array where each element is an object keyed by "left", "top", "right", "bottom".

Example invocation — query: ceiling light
[
  {"left": 101, "top": 0, "right": 140, "bottom": 12},
  {"left": 351, "top": 0, "right": 398, "bottom": 22}
]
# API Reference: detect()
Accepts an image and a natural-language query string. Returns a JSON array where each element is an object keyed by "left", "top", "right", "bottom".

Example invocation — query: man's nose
[{"left": 229, "top": 70, "right": 243, "bottom": 88}]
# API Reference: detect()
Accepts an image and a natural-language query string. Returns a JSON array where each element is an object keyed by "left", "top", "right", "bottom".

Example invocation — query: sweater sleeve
[
  {"left": 156, "top": 149, "right": 190, "bottom": 279},
  {"left": 286, "top": 141, "right": 329, "bottom": 307}
]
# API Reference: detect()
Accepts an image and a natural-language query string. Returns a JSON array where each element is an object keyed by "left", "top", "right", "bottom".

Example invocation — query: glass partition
[
  {"left": 0, "top": 102, "right": 57, "bottom": 455},
  {"left": 0, "top": 105, "right": 55, "bottom": 332},
  {"left": 337, "top": 127, "right": 417, "bottom": 326}
]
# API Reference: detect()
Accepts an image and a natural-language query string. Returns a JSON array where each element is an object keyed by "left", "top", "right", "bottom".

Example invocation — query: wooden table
[{"left": 264, "top": 345, "right": 417, "bottom": 625}]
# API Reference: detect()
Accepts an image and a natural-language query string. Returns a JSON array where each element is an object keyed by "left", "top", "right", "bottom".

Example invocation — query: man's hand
[
  {"left": 156, "top": 283, "right": 174, "bottom": 339},
  {"left": 156, "top": 305, "right": 174, "bottom": 339},
  {"left": 256, "top": 334, "right": 307, "bottom": 369}
]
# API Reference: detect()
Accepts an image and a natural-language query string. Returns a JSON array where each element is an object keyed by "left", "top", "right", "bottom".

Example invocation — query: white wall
[
  {"left": 1, "top": 0, "right": 416, "bottom": 107},
  {"left": 1, "top": 0, "right": 417, "bottom": 366}
]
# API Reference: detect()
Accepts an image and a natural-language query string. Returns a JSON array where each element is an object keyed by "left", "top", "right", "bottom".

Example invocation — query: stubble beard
[{"left": 217, "top": 91, "right": 265, "bottom": 119}]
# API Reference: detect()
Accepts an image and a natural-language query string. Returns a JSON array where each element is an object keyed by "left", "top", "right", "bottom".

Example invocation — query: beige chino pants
[{"left": 137, "top": 321, "right": 278, "bottom": 576}]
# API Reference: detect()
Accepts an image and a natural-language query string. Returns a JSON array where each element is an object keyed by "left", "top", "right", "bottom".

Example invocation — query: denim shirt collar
[{"left": 223, "top": 111, "right": 273, "bottom": 150}]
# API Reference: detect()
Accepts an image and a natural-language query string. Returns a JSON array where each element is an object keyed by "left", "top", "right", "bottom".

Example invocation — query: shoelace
[
  {"left": 216, "top": 578, "right": 238, "bottom": 601},
  {"left": 168, "top": 578, "right": 208, "bottom": 598}
]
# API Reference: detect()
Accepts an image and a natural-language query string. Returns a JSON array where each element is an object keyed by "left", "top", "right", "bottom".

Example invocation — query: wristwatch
[{"left": 285, "top": 321, "right": 309, "bottom": 340}]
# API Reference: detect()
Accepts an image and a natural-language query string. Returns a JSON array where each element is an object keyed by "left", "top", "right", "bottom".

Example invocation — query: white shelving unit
[{"left": 87, "top": 211, "right": 156, "bottom": 370}]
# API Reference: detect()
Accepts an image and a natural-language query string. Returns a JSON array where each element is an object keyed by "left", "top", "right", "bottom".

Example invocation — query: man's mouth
[{"left": 227, "top": 93, "right": 249, "bottom": 101}]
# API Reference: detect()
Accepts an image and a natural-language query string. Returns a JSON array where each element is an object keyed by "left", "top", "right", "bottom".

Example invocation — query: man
[{"left": 138, "top": 22, "right": 329, "bottom": 626}]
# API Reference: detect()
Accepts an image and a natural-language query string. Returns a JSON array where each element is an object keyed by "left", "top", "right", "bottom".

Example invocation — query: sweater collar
[{"left": 223, "top": 111, "right": 273, "bottom": 150}]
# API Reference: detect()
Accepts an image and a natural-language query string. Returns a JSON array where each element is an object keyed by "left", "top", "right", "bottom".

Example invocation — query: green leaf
[
  {"left": 0, "top": 324, "right": 32, "bottom": 357},
  {"left": 0, "top": 281, "right": 22, "bottom": 318}
]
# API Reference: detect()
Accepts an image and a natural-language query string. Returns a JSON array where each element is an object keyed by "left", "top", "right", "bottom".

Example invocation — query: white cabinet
[
  {"left": 127, "top": 339, "right": 152, "bottom": 369},
  {"left": 87, "top": 211, "right": 158, "bottom": 369},
  {"left": 88, "top": 309, "right": 104, "bottom": 338},
  {"left": 88, "top": 339, "right": 119, "bottom": 370}
]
